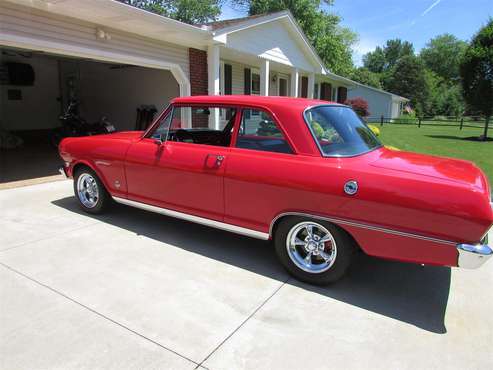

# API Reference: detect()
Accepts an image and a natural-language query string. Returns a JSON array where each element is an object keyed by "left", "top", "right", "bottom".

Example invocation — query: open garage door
[{"left": 0, "top": 48, "right": 180, "bottom": 188}]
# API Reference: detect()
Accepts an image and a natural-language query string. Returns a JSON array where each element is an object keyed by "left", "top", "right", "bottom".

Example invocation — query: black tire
[
  {"left": 73, "top": 167, "right": 111, "bottom": 214},
  {"left": 274, "top": 216, "right": 356, "bottom": 285}
]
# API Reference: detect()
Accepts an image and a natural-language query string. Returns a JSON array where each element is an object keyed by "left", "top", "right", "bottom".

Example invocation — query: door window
[
  {"left": 236, "top": 109, "right": 293, "bottom": 154},
  {"left": 150, "top": 106, "right": 237, "bottom": 147}
]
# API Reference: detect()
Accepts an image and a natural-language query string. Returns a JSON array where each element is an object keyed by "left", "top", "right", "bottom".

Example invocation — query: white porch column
[
  {"left": 308, "top": 73, "right": 315, "bottom": 99},
  {"left": 208, "top": 44, "right": 220, "bottom": 129},
  {"left": 290, "top": 68, "right": 299, "bottom": 97},
  {"left": 260, "top": 59, "right": 270, "bottom": 96}
]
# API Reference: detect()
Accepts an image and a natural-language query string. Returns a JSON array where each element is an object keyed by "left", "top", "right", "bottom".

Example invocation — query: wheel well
[
  {"left": 72, "top": 162, "right": 91, "bottom": 176},
  {"left": 270, "top": 214, "right": 361, "bottom": 251}
]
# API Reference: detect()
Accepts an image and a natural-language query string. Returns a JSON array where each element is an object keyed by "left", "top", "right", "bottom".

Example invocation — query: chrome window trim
[
  {"left": 112, "top": 196, "right": 270, "bottom": 240},
  {"left": 302, "top": 104, "right": 383, "bottom": 158},
  {"left": 269, "top": 212, "right": 457, "bottom": 246}
]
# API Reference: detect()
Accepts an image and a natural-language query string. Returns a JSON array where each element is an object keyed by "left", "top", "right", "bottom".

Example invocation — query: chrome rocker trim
[
  {"left": 112, "top": 197, "right": 270, "bottom": 240},
  {"left": 457, "top": 243, "right": 493, "bottom": 269}
]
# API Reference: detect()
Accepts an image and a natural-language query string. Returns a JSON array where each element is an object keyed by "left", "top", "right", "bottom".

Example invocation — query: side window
[
  {"left": 236, "top": 109, "right": 293, "bottom": 154},
  {"left": 149, "top": 105, "right": 237, "bottom": 147}
]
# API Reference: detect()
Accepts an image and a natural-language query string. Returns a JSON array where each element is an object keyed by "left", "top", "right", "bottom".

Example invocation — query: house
[
  {"left": 347, "top": 83, "right": 409, "bottom": 122},
  {"left": 0, "top": 0, "right": 407, "bottom": 185}
]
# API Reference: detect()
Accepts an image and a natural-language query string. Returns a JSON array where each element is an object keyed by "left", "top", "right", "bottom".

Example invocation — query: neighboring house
[
  {"left": 347, "top": 83, "right": 409, "bottom": 122},
  {"left": 0, "top": 0, "right": 406, "bottom": 134}
]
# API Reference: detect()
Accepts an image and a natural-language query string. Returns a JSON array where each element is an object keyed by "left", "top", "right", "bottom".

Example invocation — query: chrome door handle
[{"left": 215, "top": 155, "right": 225, "bottom": 166}]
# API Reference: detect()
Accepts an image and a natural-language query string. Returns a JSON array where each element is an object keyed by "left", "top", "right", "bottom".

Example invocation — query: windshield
[{"left": 304, "top": 105, "right": 382, "bottom": 157}]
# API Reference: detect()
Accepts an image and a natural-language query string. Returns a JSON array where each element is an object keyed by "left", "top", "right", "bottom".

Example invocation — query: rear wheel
[
  {"left": 73, "top": 167, "right": 110, "bottom": 214},
  {"left": 274, "top": 217, "right": 355, "bottom": 285}
]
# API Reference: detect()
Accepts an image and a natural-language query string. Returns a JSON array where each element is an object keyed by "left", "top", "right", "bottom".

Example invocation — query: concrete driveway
[{"left": 1, "top": 181, "right": 492, "bottom": 370}]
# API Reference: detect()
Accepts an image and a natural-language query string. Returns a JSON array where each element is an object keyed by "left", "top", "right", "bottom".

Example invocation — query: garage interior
[{"left": 0, "top": 47, "right": 179, "bottom": 188}]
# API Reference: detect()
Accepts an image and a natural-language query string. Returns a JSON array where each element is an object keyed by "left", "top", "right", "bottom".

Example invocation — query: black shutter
[
  {"left": 301, "top": 76, "right": 308, "bottom": 98},
  {"left": 224, "top": 64, "right": 232, "bottom": 95},
  {"left": 244, "top": 68, "right": 251, "bottom": 95},
  {"left": 337, "top": 86, "right": 347, "bottom": 103}
]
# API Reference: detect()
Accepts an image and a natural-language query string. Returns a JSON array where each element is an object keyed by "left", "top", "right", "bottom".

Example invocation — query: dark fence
[{"left": 366, "top": 115, "right": 487, "bottom": 129}]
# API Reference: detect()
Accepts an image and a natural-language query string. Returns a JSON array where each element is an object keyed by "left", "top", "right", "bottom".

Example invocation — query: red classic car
[{"left": 58, "top": 95, "right": 493, "bottom": 285}]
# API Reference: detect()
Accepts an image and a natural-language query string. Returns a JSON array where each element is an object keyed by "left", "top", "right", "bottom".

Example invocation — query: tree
[
  {"left": 460, "top": 19, "right": 493, "bottom": 140},
  {"left": 420, "top": 34, "right": 467, "bottom": 82},
  {"left": 362, "top": 46, "right": 385, "bottom": 73},
  {"left": 350, "top": 67, "right": 382, "bottom": 88},
  {"left": 363, "top": 39, "right": 414, "bottom": 73},
  {"left": 117, "top": 0, "right": 223, "bottom": 24},
  {"left": 232, "top": 0, "right": 357, "bottom": 76},
  {"left": 383, "top": 55, "right": 429, "bottom": 115}
]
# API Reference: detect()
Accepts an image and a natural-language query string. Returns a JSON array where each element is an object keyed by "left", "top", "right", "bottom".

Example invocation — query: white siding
[
  {"left": 0, "top": 1, "right": 189, "bottom": 76},
  {"left": 348, "top": 86, "right": 392, "bottom": 121},
  {"left": 225, "top": 21, "right": 315, "bottom": 72},
  {"left": 228, "top": 60, "right": 245, "bottom": 95}
]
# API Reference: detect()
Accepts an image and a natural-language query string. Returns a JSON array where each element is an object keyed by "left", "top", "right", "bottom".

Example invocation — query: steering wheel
[{"left": 175, "top": 129, "right": 195, "bottom": 143}]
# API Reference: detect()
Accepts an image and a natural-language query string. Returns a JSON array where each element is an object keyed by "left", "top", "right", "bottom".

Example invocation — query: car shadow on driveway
[{"left": 52, "top": 197, "right": 450, "bottom": 334}]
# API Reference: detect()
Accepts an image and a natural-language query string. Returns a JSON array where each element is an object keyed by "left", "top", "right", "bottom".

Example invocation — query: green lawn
[{"left": 377, "top": 123, "right": 493, "bottom": 185}]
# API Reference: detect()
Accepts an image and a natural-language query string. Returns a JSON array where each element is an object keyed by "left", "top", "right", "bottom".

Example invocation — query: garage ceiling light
[{"left": 95, "top": 28, "right": 111, "bottom": 41}]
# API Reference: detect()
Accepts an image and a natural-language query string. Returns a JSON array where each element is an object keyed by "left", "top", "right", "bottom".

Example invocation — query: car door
[
  {"left": 224, "top": 107, "right": 304, "bottom": 231},
  {"left": 124, "top": 105, "right": 235, "bottom": 222}
]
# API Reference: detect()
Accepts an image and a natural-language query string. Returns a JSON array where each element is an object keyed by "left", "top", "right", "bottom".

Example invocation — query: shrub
[
  {"left": 368, "top": 124, "right": 380, "bottom": 136},
  {"left": 310, "top": 121, "right": 325, "bottom": 139},
  {"left": 344, "top": 97, "right": 370, "bottom": 117}
]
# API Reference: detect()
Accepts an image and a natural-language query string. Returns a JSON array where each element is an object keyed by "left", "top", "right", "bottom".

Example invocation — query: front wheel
[
  {"left": 73, "top": 167, "right": 110, "bottom": 214},
  {"left": 274, "top": 217, "right": 356, "bottom": 285}
]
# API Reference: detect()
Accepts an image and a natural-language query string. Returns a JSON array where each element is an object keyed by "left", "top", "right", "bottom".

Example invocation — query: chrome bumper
[
  {"left": 457, "top": 243, "right": 493, "bottom": 269},
  {"left": 58, "top": 167, "right": 68, "bottom": 179}
]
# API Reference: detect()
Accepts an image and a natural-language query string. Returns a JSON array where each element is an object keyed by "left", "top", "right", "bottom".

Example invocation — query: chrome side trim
[
  {"left": 457, "top": 243, "right": 493, "bottom": 269},
  {"left": 112, "top": 197, "right": 270, "bottom": 240},
  {"left": 269, "top": 212, "right": 457, "bottom": 246}
]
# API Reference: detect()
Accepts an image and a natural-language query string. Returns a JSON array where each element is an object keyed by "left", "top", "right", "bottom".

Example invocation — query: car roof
[{"left": 172, "top": 95, "right": 343, "bottom": 111}]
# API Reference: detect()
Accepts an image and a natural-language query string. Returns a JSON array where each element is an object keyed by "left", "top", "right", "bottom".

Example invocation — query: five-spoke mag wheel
[
  {"left": 286, "top": 221, "right": 337, "bottom": 273},
  {"left": 73, "top": 167, "right": 110, "bottom": 214},
  {"left": 77, "top": 173, "right": 99, "bottom": 208},
  {"left": 275, "top": 216, "right": 355, "bottom": 285}
]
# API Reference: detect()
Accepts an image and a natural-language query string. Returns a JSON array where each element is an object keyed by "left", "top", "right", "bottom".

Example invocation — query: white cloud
[{"left": 421, "top": 0, "right": 442, "bottom": 17}]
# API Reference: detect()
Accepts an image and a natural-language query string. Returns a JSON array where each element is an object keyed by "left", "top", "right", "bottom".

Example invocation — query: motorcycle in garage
[{"left": 50, "top": 100, "right": 116, "bottom": 148}]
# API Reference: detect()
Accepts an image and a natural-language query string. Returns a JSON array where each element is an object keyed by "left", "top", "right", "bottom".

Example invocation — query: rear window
[{"left": 304, "top": 105, "right": 381, "bottom": 157}]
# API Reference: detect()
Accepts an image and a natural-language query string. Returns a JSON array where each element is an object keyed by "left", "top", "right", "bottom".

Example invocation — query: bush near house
[{"left": 344, "top": 97, "right": 370, "bottom": 117}]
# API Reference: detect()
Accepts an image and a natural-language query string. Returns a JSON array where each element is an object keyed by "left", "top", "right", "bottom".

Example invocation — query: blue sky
[{"left": 221, "top": 0, "right": 493, "bottom": 66}]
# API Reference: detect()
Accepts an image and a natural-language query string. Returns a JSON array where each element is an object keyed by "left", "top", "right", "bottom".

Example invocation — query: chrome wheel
[
  {"left": 286, "top": 221, "right": 337, "bottom": 273},
  {"left": 77, "top": 173, "right": 99, "bottom": 208}
]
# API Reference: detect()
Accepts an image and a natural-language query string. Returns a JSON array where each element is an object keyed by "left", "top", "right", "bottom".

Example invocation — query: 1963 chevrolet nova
[{"left": 59, "top": 95, "right": 492, "bottom": 285}]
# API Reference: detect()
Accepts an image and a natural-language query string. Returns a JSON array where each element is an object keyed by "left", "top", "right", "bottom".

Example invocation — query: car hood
[{"left": 371, "top": 148, "right": 489, "bottom": 192}]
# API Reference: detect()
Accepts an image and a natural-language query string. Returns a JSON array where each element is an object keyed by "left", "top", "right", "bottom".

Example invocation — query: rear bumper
[{"left": 457, "top": 243, "right": 492, "bottom": 269}]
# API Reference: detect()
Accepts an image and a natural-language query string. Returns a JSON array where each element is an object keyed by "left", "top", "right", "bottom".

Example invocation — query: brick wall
[
  {"left": 189, "top": 48, "right": 208, "bottom": 96},
  {"left": 188, "top": 48, "right": 209, "bottom": 127}
]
